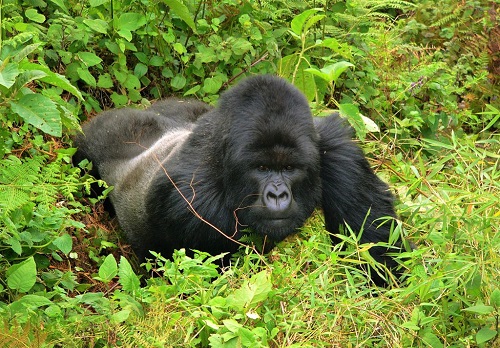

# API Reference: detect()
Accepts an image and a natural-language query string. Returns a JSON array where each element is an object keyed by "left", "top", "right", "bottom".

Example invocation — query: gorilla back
[{"left": 75, "top": 75, "right": 402, "bottom": 286}]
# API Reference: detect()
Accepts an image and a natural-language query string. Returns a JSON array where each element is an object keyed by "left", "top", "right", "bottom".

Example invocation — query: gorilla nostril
[{"left": 264, "top": 184, "right": 291, "bottom": 212}]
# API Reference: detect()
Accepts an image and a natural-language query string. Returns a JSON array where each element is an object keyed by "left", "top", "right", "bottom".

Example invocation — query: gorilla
[{"left": 75, "top": 75, "right": 403, "bottom": 286}]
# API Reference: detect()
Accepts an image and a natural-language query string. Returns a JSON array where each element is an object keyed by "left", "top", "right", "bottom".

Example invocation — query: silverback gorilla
[{"left": 75, "top": 75, "right": 402, "bottom": 286}]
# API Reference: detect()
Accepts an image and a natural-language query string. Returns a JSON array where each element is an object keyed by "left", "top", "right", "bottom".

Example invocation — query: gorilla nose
[{"left": 263, "top": 183, "right": 291, "bottom": 212}]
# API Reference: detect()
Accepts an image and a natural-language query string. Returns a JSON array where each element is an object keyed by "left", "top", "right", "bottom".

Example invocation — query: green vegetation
[{"left": 0, "top": 0, "right": 499, "bottom": 346}]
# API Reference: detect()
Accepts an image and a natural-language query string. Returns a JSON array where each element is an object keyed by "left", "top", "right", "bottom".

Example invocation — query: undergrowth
[{"left": 0, "top": 0, "right": 499, "bottom": 347}]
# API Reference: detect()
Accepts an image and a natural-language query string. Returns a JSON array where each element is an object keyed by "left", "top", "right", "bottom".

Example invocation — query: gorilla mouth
[
  {"left": 261, "top": 216, "right": 295, "bottom": 225},
  {"left": 254, "top": 217, "right": 302, "bottom": 240}
]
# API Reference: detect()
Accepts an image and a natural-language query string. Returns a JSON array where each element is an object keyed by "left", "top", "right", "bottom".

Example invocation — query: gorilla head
[
  {"left": 75, "top": 75, "right": 403, "bottom": 286},
  {"left": 217, "top": 77, "right": 321, "bottom": 241}
]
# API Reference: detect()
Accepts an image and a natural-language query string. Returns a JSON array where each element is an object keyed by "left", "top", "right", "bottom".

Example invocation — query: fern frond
[
  {"left": 0, "top": 186, "right": 31, "bottom": 216},
  {"left": 431, "top": 5, "right": 464, "bottom": 28},
  {"left": 0, "top": 153, "right": 88, "bottom": 216},
  {"left": 0, "top": 155, "right": 42, "bottom": 185},
  {"left": 0, "top": 156, "right": 43, "bottom": 216}
]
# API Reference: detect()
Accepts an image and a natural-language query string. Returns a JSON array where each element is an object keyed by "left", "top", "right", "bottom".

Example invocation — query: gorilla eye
[
  {"left": 258, "top": 165, "right": 270, "bottom": 172},
  {"left": 284, "top": 165, "right": 294, "bottom": 171}
]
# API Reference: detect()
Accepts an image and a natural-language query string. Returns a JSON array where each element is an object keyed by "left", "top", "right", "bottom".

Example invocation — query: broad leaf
[
  {"left": 53, "top": 233, "right": 73, "bottom": 255},
  {"left": 77, "top": 67, "right": 97, "bottom": 87},
  {"left": 16, "top": 294, "right": 53, "bottom": 308},
  {"left": 25, "top": 9, "right": 45, "bottom": 23},
  {"left": 476, "top": 327, "right": 497, "bottom": 344},
  {"left": 226, "top": 271, "right": 272, "bottom": 311},
  {"left": 115, "top": 13, "right": 147, "bottom": 32},
  {"left": 78, "top": 52, "right": 102, "bottom": 67},
  {"left": 290, "top": 8, "right": 322, "bottom": 36},
  {"left": 305, "top": 61, "right": 354, "bottom": 84},
  {"left": 10, "top": 94, "right": 62, "bottom": 136},
  {"left": 97, "top": 254, "right": 118, "bottom": 283},
  {"left": 83, "top": 19, "right": 109, "bottom": 34},
  {"left": 6, "top": 256, "right": 37, "bottom": 292},
  {"left": 339, "top": 103, "right": 366, "bottom": 140},
  {"left": 0, "top": 63, "right": 20, "bottom": 88},
  {"left": 118, "top": 256, "right": 140, "bottom": 294},
  {"left": 48, "top": 0, "right": 69, "bottom": 14},
  {"left": 162, "top": 0, "right": 197, "bottom": 33},
  {"left": 89, "top": 0, "right": 108, "bottom": 7},
  {"left": 463, "top": 304, "right": 495, "bottom": 315},
  {"left": 19, "top": 61, "right": 83, "bottom": 100},
  {"left": 11, "top": 69, "right": 47, "bottom": 92}
]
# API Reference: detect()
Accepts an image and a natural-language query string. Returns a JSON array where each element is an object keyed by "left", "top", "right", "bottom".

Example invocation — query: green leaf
[
  {"left": 339, "top": 103, "right": 366, "bottom": 140},
  {"left": 226, "top": 271, "right": 271, "bottom": 311},
  {"left": 115, "top": 13, "right": 147, "bottom": 32},
  {"left": 278, "top": 54, "right": 299, "bottom": 80},
  {"left": 83, "top": 19, "right": 109, "bottom": 34},
  {"left": 231, "top": 38, "right": 252, "bottom": 56},
  {"left": 422, "top": 331, "right": 443, "bottom": 348},
  {"left": 10, "top": 94, "right": 62, "bottom": 136},
  {"left": 304, "top": 14, "right": 326, "bottom": 34},
  {"left": 18, "top": 61, "right": 83, "bottom": 100},
  {"left": 97, "top": 73, "right": 114, "bottom": 88},
  {"left": 89, "top": 0, "right": 108, "bottom": 6},
  {"left": 25, "top": 9, "right": 46, "bottom": 24},
  {"left": 183, "top": 85, "right": 200, "bottom": 96},
  {"left": 0, "top": 63, "right": 20, "bottom": 88},
  {"left": 203, "top": 76, "right": 223, "bottom": 94},
  {"left": 490, "top": 288, "right": 500, "bottom": 307},
  {"left": 292, "top": 62, "right": 316, "bottom": 102},
  {"left": 290, "top": 8, "right": 322, "bottom": 36},
  {"left": 463, "top": 304, "right": 495, "bottom": 315},
  {"left": 195, "top": 45, "right": 217, "bottom": 64},
  {"left": 7, "top": 236, "right": 22, "bottom": 255},
  {"left": 16, "top": 294, "right": 52, "bottom": 308},
  {"left": 78, "top": 52, "right": 103, "bottom": 67},
  {"left": 171, "top": 74, "right": 186, "bottom": 90},
  {"left": 48, "top": 0, "right": 69, "bottom": 14},
  {"left": 149, "top": 56, "right": 164, "bottom": 67},
  {"left": 134, "top": 63, "right": 148, "bottom": 78},
  {"left": 305, "top": 61, "right": 354, "bottom": 84},
  {"left": 11, "top": 70, "right": 47, "bottom": 93},
  {"left": 97, "top": 254, "right": 118, "bottom": 283},
  {"left": 6, "top": 256, "right": 37, "bottom": 292},
  {"left": 222, "top": 319, "right": 241, "bottom": 333},
  {"left": 77, "top": 67, "right": 97, "bottom": 87},
  {"left": 53, "top": 233, "right": 73, "bottom": 255},
  {"left": 111, "top": 309, "right": 131, "bottom": 324},
  {"left": 319, "top": 38, "right": 341, "bottom": 51},
  {"left": 12, "top": 43, "right": 41, "bottom": 63},
  {"left": 239, "top": 327, "right": 257, "bottom": 346},
  {"left": 476, "top": 327, "right": 497, "bottom": 344},
  {"left": 123, "top": 74, "right": 141, "bottom": 91},
  {"left": 45, "top": 304, "right": 62, "bottom": 318},
  {"left": 117, "top": 30, "right": 132, "bottom": 41},
  {"left": 118, "top": 256, "right": 140, "bottom": 294},
  {"left": 172, "top": 42, "right": 186, "bottom": 55},
  {"left": 111, "top": 92, "right": 128, "bottom": 106},
  {"left": 162, "top": 0, "right": 197, "bottom": 33}
]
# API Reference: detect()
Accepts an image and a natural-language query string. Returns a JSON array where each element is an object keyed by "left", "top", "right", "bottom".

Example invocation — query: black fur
[{"left": 75, "top": 75, "right": 402, "bottom": 286}]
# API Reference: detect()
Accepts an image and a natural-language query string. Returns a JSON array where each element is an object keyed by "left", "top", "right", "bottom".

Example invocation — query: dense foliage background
[{"left": 0, "top": 0, "right": 499, "bottom": 346}]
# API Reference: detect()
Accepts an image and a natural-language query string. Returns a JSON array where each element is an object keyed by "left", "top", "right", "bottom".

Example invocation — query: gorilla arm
[{"left": 315, "top": 114, "right": 402, "bottom": 286}]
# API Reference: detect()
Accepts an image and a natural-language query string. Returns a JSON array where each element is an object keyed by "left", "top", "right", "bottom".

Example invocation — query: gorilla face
[{"left": 226, "top": 139, "right": 321, "bottom": 242}]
